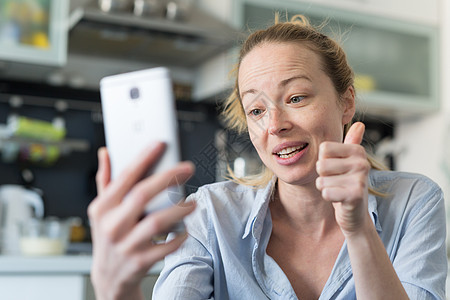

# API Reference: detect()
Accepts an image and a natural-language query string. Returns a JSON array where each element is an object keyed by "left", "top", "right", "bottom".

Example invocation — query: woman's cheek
[
  {"left": 248, "top": 127, "right": 261, "bottom": 149},
  {"left": 247, "top": 120, "right": 265, "bottom": 142},
  {"left": 248, "top": 127, "right": 267, "bottom": 160},
  {"left": 248, "top": 114, "right": 270, "bottom": 139}
]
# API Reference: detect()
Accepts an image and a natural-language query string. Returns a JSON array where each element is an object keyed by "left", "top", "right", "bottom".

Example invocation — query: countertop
[{"left": 0, "top": 254, "right": 164, "bottom": 275}]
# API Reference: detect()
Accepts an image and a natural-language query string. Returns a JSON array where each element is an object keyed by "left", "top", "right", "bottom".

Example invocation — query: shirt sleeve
[
  {"left": 152, "top": 189, "right": 215, "bottom": 299},
  {"left": 391, "top": 184, "right": 447, "bottom": 300}
]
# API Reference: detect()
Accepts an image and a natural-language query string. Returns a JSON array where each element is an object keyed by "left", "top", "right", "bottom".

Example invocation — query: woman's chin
[{"left": 275, "top": 170, "right": 317, "bottom": 187}]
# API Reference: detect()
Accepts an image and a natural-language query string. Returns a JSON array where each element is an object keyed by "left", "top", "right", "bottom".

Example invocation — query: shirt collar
[
  {"left": 368, "top": 170, "right": 382, "bottom": 233},
  {"left": 242, "top": 177, "right": 276, "bottom": 239},
  {"left": 368, "top": 193, "right": 382, "bottom": 232}
]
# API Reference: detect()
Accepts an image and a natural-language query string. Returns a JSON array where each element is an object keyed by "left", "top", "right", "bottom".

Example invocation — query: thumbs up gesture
[{"left": 316, "top": 122, "right": 371, "bottom": 236}]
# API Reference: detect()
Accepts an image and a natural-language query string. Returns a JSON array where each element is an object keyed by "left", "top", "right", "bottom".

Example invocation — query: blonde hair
[{"left": 222, "top": 15, "right": 387, "bottom": 194}]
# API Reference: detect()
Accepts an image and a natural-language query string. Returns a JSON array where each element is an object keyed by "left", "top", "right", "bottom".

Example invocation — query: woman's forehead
[
  {"left": 238, "top": 42, "right": 323, "bottom": 87},
  {"left": 242, "top": 42, "right": 317, "bottom": 63}
]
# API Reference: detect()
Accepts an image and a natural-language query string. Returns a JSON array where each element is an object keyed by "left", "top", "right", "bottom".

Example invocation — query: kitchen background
[{"left": 0, "top": 0, "right": 448, "bottom": 299}]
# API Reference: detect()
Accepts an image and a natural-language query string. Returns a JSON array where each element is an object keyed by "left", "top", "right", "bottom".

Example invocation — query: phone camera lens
[{"left": 130, "top": 87, "right": 140, "bottom": 99}]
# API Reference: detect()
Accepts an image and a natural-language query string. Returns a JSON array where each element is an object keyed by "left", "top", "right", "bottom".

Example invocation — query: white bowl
[{"left": 19, "top": 217, "right": 70, "bottom": 256}]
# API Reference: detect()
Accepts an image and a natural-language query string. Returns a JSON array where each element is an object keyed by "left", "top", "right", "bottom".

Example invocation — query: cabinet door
[
  {"left": 0, "top": 0, "right": 69, "bottom": 66},
  {"left": 239, "top": 0, "right": 439, "bottom": 118}
]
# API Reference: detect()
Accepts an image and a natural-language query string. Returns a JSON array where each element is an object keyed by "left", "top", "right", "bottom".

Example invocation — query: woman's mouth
[
  {"left": 276, "top": 144, "right": 308, "bottom": 158},
  {"left": 273, "top": 143, "right": 309, "bottom": 165}
]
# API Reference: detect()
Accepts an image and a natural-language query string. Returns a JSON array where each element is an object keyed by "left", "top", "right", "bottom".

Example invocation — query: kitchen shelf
[
  {"left": 0, "top": 136, "right": 90, "bottom": 153},
  {"left": 68, "top": 5, "right": 242, "bottom": 68},
  {"left": 0, "top": 134, "right": 90, "bottom": 166}
]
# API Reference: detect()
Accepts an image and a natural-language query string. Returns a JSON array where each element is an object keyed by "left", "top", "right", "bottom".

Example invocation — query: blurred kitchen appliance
[
  {"left": 165, "top": 0, "right": 195, "bottom": 21},
  {"left": 0, "top": 184, "right": 44, "bottom": 254},
  {"left": 133, "top": 0, "right": 166, "bottom": 17},
  {"left": 98, "top": 0, "right": 133, "bottom": 12}
]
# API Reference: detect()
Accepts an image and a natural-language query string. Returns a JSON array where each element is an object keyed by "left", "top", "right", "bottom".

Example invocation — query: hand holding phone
[
  {"left": 89, "top": 68, "right": 193, "bottom": 299},
  {"left": 88, "top": 145, "right": 195, "bottom": 300}
]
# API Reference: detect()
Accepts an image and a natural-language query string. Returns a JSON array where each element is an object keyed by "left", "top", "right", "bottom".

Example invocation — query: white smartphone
[{"left": 100, "top": 67, "right": 184, "bottom": 216}]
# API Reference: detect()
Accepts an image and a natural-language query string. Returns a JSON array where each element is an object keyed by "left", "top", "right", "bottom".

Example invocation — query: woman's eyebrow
[
  {"left": 279, "top": 75, "right": 312, "bottom": 87},
  {"left": 241, "top": 75, "right": 311, "bottom": 99},
  {"left": 241, "top": 88, "right": 257, "bottom": 99}
]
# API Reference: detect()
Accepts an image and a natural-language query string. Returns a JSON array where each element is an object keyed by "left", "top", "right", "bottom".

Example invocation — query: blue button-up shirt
[{"left": 153, "top": 170, "right": 447, "bottom": 299}]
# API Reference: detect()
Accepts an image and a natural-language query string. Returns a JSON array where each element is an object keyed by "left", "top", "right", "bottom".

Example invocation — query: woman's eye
[
  {"left": 249, "top": 108, "right": 263, "bottom": 116},
  {"left": 290, "top": 95, "right": 305, "bottom": 104}
]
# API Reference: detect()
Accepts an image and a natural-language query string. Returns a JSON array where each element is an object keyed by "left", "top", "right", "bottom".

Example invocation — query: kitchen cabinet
[
  {"left": 0, "top": 0, "right": 69, "bottom": 66},
  {"left": 0, "top": 1, "right": 241, "bottom": 91},
  {"left": 68, "top": 2, "right": 241, "bottom": 69},
  {"left": 0, "top": 255, "right": 162, "bottom": 300},
  {"left": 235, "top": 0, "right": 440, "bottom": 119},
  {"left": 281, "top": 0, "right": 439, "bottom": 26}
]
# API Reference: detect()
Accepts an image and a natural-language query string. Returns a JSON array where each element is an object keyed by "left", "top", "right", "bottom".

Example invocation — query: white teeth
[
  {"left": 279, "top": 152, "right": 297, "bottom": 159},
  {"left": 277, "top": 145, "right": 305, "bottom": 157}
]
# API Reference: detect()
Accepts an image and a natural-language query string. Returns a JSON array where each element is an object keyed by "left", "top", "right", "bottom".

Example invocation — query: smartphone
[{"left": 100, "top": 67, "right": 184, "bottom": 217}]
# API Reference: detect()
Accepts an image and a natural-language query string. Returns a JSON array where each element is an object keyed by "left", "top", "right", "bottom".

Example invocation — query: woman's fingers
[
  {"left": 318, "top": 141, "right": 366, "bottom": 160},
  {"left": 94, "top": 161, "right": 195, "bottom": 242},
  {"left": 127, "top": 233, "right": 189, "bottom": 275},
  {"left": 103, "top": 142, "right": 167, "bottom": 205},
  {"left": 120, "top": 201, "right": 196, "bottom": 253},
  {"left": 320, "top": 186, "right": 349, "bottom": 202},
  {"left": 316, "top": 152, "right": 369, "bottom": 204},
  {"left": 315, "top": 122, "right": 371, "bottom": 235},
  {"left": 95, "top": 147, "right": 111, "bottom": 195},
  {"left": 141, "top": 233, "right": 189, "bottom": 266},
  {"left": 344, "top": 122, "right": 365, "bottom": 145},
  {"left": 316, "top": 173, "right": 368, "bottom": 202},
  {"left": 316, "top": 129, "right": 369, "bottom": 203},
  {"left": 317, "top": 156, "right": 370, "bottom": 176},
  {"left": 119, "top": 161, "right": 195, "bottom": 223},
  {"left": 90, "top": 142, "right": 166, "bottom": 218}
]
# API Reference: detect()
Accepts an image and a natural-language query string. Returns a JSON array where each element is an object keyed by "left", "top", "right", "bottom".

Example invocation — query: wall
[
  {"left": 193, "top": 0, "right": 236, "bottom": 101},
  {"left": 395, "top": 0, "right": 450, "bottom": 251},
  {"left": 395, "top": 0, "right": 450, "bottom": 217},
  {"left": 292, "top": 0, "right": 439, "bottom": 26}
]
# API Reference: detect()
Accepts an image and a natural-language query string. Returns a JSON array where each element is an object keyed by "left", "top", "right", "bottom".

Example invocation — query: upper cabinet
[
  {"left": 0, "top": 0, "right": 242, "bottom": 91},
  {"left": 0, "top": 0, "right": 69, "bottom": 66},
  {"left": 284, "top": 0, "right": 439, "bottom": 26},
  {"left": 68, "top": 2, "right": 241, "bottom": 68},
  {"left": 236, "top": 0, "right": 440, "bottom": 119}
]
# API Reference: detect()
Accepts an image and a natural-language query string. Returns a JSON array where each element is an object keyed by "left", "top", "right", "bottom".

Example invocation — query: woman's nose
[{"left": 268, "top": 108, "right": 291, "bottom": 135}]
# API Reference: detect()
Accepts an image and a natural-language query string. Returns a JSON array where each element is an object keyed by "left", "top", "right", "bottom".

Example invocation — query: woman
[{"left": 89, "top": 15, "right": 447, "bottom": 299}]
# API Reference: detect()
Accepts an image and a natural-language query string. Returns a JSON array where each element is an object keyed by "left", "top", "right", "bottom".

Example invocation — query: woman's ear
[{"left": 341, "top": 85, "right": 356, "bottom": 125}]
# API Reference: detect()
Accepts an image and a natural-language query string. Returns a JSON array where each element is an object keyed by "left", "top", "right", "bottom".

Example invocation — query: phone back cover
[{"left": 100, "top": 67, "right": 183, "bottom": 212}]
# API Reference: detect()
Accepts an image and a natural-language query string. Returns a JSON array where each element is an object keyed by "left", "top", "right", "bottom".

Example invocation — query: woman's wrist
[
  {"left": 95, "top": 289, "right": 144, "bottom": 300},
  {"left": 93, "top": 281, "right": 144, "bottom": 300},
  {"left": 116, "top": 287, "right": 145, "bottom": 300},
  {"left": 341, "top": 212, "right": 376, "bottom": 241}
]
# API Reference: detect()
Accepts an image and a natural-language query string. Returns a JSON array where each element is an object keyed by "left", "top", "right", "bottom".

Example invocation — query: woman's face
[{"left": 238, "top": 42, "right": 355, "bottom": 186}]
